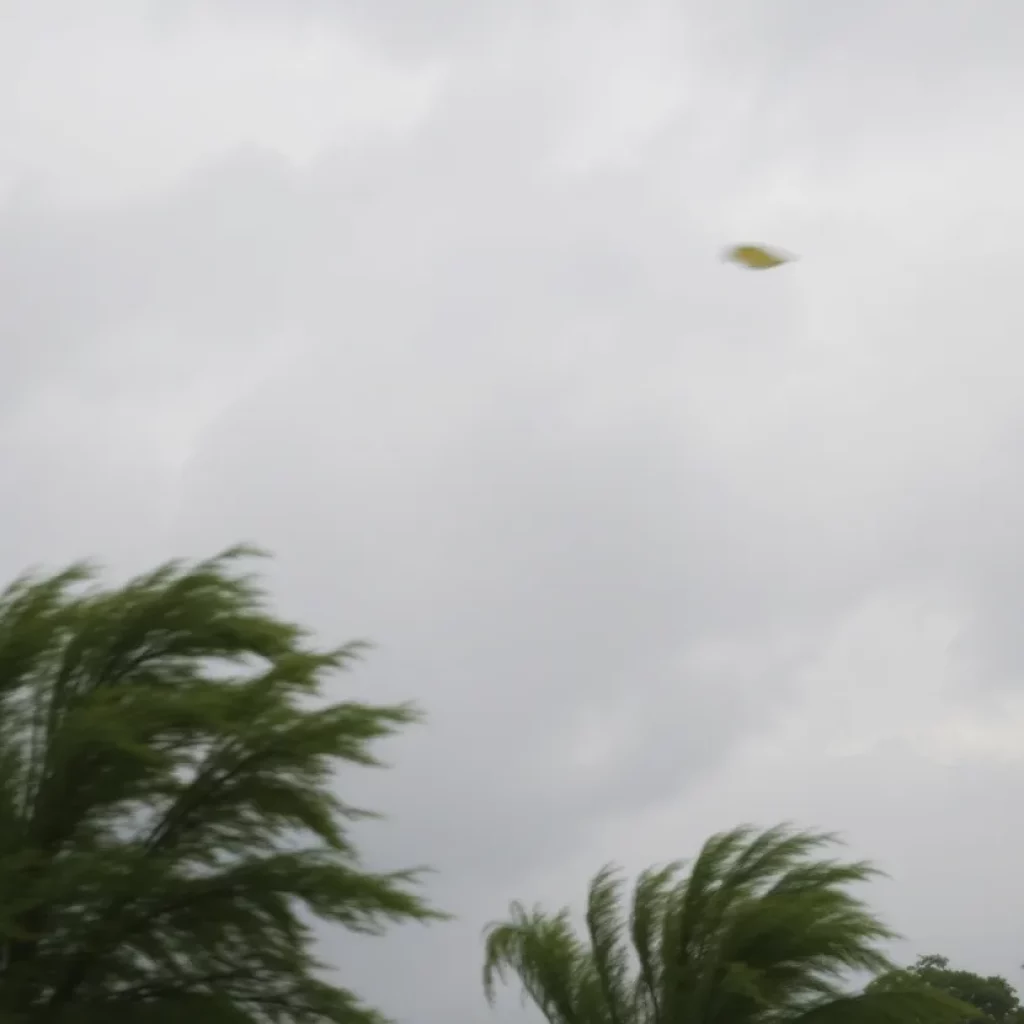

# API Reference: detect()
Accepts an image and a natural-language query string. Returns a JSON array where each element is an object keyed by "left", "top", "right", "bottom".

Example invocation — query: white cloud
[{"left": 1, "top": 0, "right": 443, "bottom": 204}]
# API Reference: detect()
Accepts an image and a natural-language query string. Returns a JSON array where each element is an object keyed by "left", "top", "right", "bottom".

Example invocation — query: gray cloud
[{"left": 2, "top": 3, "right": 1024, "bottom": 1024}]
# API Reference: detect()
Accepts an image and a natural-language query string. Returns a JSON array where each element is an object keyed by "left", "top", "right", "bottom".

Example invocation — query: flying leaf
[{"left": 724, "top": 244, "right": 794, "bottom": 270}]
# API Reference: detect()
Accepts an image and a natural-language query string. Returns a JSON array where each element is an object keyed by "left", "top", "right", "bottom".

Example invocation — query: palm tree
[
  {"left": 0, "top": 546, "right": 445, "bottom": 1024},
  {"left": 483, "top": 824, "right": 968, "bottom": 1024}
]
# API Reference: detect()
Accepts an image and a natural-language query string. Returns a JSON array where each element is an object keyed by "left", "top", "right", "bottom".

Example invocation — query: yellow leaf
[{"left": 724, "top": 244, "right": 793, "bottom": 270}]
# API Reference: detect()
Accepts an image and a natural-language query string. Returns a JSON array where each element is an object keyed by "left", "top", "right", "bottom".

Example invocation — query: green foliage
[
  {"left": 870, "top": 955, "right": 1024, "bottom": 1024},
  {"left": 0, "top": 545, "right": 445, "bottom": 1024},
  {"left": 483, "top": 824, "right": 968, "bottom": 1024}
]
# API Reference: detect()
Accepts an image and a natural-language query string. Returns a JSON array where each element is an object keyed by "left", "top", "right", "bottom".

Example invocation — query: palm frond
[
  {"left": 585, "top": 866, "right": 634, "bottom": 1024},
  {"left": 484, "top": 824, "right": 933, "bottom": 1024},
  {"left": 629, "top": 862, "right": 682, "bottom": 1024},
  {"left": 483, "top": 903, "right": 590, "bottom": 1024}
]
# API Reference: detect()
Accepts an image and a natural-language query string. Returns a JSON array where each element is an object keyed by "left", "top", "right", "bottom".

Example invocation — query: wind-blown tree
[
  {"left": 0, "top": 546, "right": 444, "bottom": 1024},
  {"left": 483, "top": 824, "right": 970, "bottom": 1024}
]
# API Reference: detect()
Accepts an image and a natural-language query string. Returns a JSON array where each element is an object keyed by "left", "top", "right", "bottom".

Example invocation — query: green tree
[
  {"left": 483, "top": 824, "right": 969, "bottom": 1024},
  {"left": 870, "top": 955, "right": 1024, "bottom": 1024},
  {"left": 0, "top": 546, "right": 444, "bottom": 1024}
]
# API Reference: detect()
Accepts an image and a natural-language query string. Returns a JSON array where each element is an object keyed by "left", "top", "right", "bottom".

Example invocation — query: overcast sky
[{"left": 3, "top": 1, "right": 1024, "bottom": 1021}]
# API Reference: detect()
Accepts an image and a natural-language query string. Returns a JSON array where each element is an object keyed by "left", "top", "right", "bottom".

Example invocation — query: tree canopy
[
  {"left": 870, "top": 955, "right": 1024, "bottom": 1024},
  {"left": 0, "top": 544, "right": 1014, "bottom": 1024},
  {"left": 0, "top": 545, "right": 444, "bottom": 1024},
  {"left": 483, "top": 824, "right": 970, "bottom": 1024}
]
